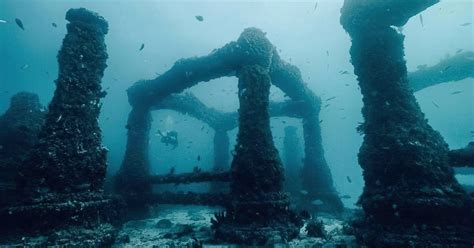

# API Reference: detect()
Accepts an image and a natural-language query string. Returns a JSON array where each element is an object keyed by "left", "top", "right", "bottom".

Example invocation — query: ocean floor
[{"left": 112, "top": 204, "right": 357, "bottom": 247}]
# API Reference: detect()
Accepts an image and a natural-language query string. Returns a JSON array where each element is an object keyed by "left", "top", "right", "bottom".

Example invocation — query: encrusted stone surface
[
  {"left": 20, "top": 7, "right": 109, "bottom": 193},
  {"left": 0, "top": 92, "right": 45, "bottom": 206},
  {"left": 341, "top": 0, "right": 473, "bottom": 246}
]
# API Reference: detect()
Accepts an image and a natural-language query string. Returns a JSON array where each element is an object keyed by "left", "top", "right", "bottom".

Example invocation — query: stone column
[
  {"left": 213, "top": 65, "right": 301, "bottom": 245},
  {"left": 21, "top": 8, "right": 109, "bottom": 193},
  {"left": 341, "top": 0, "right": 472, "bottom": 246},
  {"left": 301, "top": 111, "right": 343, "bottom": 213},
  {"left": 213, "top": 129, "right": 230, "bottom": 171},
  {"left": 114, "top": 107, "right": 152, "bottom": 211},
  {"left": 210, "top": 129, "right": 230, "bottom": 192},
  {"left": 283, "top": 126, "right": 302, "bottom": 200},
  {"left": 0, "top": 92, "right": 44, "bottom": 206}
]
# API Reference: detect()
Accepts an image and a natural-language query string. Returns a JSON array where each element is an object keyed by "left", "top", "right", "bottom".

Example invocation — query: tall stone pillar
[
  {"left": 301, "top": 110, "right": 343, "bottom": 213},
  {"left": 210, "top": 129, "right": 230, "bottom": 192},
  {"left": 283, "top": 126, "right": 302, "bottom": 200},
  {"left": 340, "top": 0, "right": 473, "bottom": 246},
  {"left": 213, "top": 65, "right": 301, "bottom": 245},
  {"left": 0, "top": 92, "right": 44, "bottom": 206},
  {"left": 213, "top": 129, "right": 230, "bottom": 171},
  {"left": 114, "top": 107, "right": 152, "bottom": 214},
  {"left": 2, "top": 9, "right": 123, "bottom": 244},
  {"left": 21, "top": 8, "right": 109, "bottom": 193}
]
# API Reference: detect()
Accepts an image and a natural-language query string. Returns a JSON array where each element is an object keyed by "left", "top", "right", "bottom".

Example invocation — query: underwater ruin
[{"left": 0, "top": 1, "right": 473, "bottom": 247}]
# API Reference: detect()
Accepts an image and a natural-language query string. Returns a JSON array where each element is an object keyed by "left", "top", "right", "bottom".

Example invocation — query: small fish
[
  {"left": 346, "top": 176, "right": 352, "bottom": 183},
  {"left": 443, "top": 65, "right": 451, "bottom": 71},
  {"left": 313, "top": 1, "right": 318, "bottom": 12},
  {"left": 197, "top": 155, "right": 201, "bottom": 161},
  {"left": 339, "top": 70, "right": 349, "bottom": 75},
  {"left": 450, "top": 91, "right": 462, "bottom": 95},
  {"left": 311, "top": 199, "right": 324, "bottom": 206},
  {"left": 56, "top": 114, "right": 62, "bottom": 123},
  {"left": 460, "top": 22, "right": 472, "bottom": 26},
  {"left": 300, "top": 190, "right": 309, "bottom": 195},
  {"left": 345, "top": 83, "right": 349, "bottom": 86},
  {"left": 326, "top": 50, "right": 329, "bottom": 56},
  {"left": 340, "top": 195, "right": 351, "bottom": 199},
  {"left": 456, "top": 49, "right": 463, "bottom": 54},
  {"left": 15, "top": 18, "right": 24, "bottom": 30},
  {"left": 169, "top": 167, "right": 175, "bottom": 175},
  {"left": 20, "top": 64, "right": 29, "bottom": 70},
  {"left": 324, "top": 104, "right": 330, "bottom": 108},
  {"left": 419, "top": 14, "right": 424, "bottom": 27},
  {"left": 326, "top": 96, "right": 336, "bottom": 101},
  {"left": 139, "top": 43, "right": 145, "bottom": 51},
  {"left": 319, "top": 119, "right": 323, "bottom": 123},
  {"left": 201, "top": 125, "right": 205, "bottom": 130},
  {"left": 195, "top": 15, "right": 204, "bottom": 22},
  {"left": 0, "top": 20, "right": 7, "bottom": 24},
  {"left": 432, "top": 101, "right": 439, "bottom": 108},
  {"left": 52, "top": 22, "right": 57, "bottom": 28}
]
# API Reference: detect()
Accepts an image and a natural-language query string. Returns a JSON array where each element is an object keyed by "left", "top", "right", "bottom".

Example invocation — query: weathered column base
[
  {"left": 212, "top": 192, "right": 302, "bottom": 245},
  {"left": 0, "top": 191, "right": 124, "bottom": 246}
]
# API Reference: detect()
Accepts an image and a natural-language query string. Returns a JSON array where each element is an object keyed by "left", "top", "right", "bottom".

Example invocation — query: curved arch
[
  {"left": 116, "top": 27, "right": 343, "bottom": 214},
  {"left": 409, "top": 51, "right": 474, "bottom": 92}
]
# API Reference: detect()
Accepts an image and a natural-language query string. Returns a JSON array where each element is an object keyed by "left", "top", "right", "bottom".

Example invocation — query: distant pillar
[
  {"left": 114, "top": 107, "right": 152, "bottom": 210},
  {"left": 21, "top": 8, "right": 109, "bottom": 193},
  {"left": 341, "top": 0, "right": 472, "bottom": 246},
  {"left": 0, "top": 92, "right": 44, "bottom": 206},
  {"left": 214, "top": 65, "right": 301, "bottom": 245},
  {"left": 301, "top": 110, "right": 343, "bottom": 213},
  {"left": 210, "top": 129, "right": 230, "bottom": 192},
  {"left": 213, "top": 129, "right": 230, "bottom": 171},
  {"left": 283, "top": 126, "right": 302, "bottom": 200}
]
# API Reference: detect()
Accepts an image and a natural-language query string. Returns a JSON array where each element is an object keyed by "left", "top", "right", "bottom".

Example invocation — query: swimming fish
[
  {"left": 326, "top": 96, "right": 336, "bottom": 101},
  {"left": 324, "top": 104, "right": 330, "bottom": 108},
  {"left": 313, "top": 2, "right": 318, "bottom": 12},
  {"left": 460, "top": 22, "right": 472, "bottom": 26},
  {"left": 0, "top": 20, "right": 7, "bottom": 24},
  {"left": 456, "top": 49, "right": 463, "bottom": 54},
  {"left": 346, "top": 176, "right": 352, "bottom": 183},
  {"left": 311, "top": 200, "right": 324, "bottom": 206},
  {"left": 52, "top": 22, "right": 57, "bottom": 28},
  {"left": 432, "top": 101, "right": 439, "bottom": 108},
  {"left": 419, "top": 14, "right": 424, "bottom": 27},
  {"left": 443, "top": 65, "right": 451, "bottom": 71},
  {"left": 15, "top": 18, "right": 24, "bottom": 30},
  {"left": 197, "top": 155, "right": 201, "bottom": 161},
  {"left": 340, "top": 195, "right": 351, "bottom": 199},
  {"left": 139, "top": 43, "right": 145, "bottom": 51},
  {"left": 450, "top": 91, "right": 462, "bottom": 95},
  {"left": 339, "top": 70, "right": 349, "bottom": 75},
  {"left": 319, "top": 119, "right": 323, "bottom": 123},
  {"left": 20, "top": 64, "right": 29, "bottom": 70},
  {"left": 195, "top": 15, "right": 204, "bottom": 22}
]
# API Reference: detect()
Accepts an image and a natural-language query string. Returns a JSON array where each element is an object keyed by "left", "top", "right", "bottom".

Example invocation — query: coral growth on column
[
  {"left": 21, "top": 8, "right": 109, "bottom": 193},
  {"left": 340, "top": 0, "right": 473, "bottom": 246}
]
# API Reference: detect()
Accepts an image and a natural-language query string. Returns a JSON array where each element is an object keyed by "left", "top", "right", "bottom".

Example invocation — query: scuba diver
[{"left": 156, "top": 130, "right": 178, "bottom": 149}]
